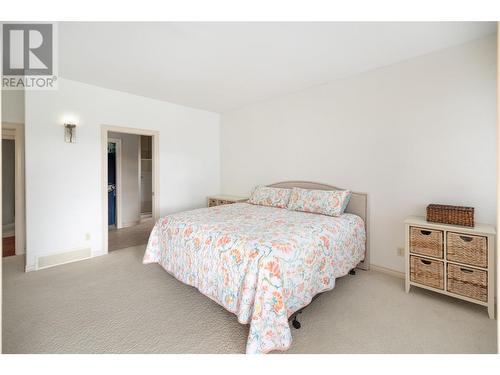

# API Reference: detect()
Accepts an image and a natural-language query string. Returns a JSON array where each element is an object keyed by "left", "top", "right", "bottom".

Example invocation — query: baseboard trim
[
  {"left": 121, "top": 220, "right": 141, "bottom": 228},
  {"left": 25, "top": 264, "right": 37, "bottom": 273},
  {"left": 370, "top": 264, "right": 405, "bottom": 279},
  {"left": 36, "top": 248, "right": 92, "bottom": 270}
]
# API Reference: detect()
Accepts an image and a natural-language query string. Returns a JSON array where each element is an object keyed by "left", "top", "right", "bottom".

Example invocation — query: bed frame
[{"left": 266, "top": 181, "right": 369, "bottom": 330}]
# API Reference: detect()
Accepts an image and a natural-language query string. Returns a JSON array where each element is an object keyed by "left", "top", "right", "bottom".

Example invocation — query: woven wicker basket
[
  {"left": 410, "top": 256, "right": 444, "bottom": 290},
  {"left": 409, "top": 227, "right": 443, "bottom": 258},
  {"left": 447, "top": 232, "right": 487, "bottom": 268},
  {"left": 447, "top": 263, "right": 487, "bottom": 302},
  {"left": 426, "top": 204, "right": 474, "bottom": 227}
]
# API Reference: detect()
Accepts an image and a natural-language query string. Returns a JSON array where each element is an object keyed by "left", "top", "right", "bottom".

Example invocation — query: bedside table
[
  {"left": 207, "top": 195, "right": 248, "bottom": 207},
  {"left": 405, "top": 216, "right": 496, "bottom": 319}
]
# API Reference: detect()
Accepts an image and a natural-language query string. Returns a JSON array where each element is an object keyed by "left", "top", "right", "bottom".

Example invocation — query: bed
[{"left": 143, "top": 181, "right": 368, "bottom": 354}]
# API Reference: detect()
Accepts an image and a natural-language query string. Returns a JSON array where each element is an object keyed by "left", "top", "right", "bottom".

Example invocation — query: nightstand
[
  {"left": 405, "top": 216, "right": 496, "bottom": 319},
  {"left": 207, "top": 195, "right": 248, "bottom": 207}
]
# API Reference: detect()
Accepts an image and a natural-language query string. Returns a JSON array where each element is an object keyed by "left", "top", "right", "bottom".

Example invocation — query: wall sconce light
[{"left": 64, "top": 123, "right": 77, "bottom": 143}]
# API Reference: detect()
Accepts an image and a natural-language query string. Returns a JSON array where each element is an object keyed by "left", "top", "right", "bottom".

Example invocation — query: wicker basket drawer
[
  {"left": 409, "top": 227, "right": 444, "bottom": 258},
  {"left": 447, "top": 232, "right": 487, "bottom": 268},
  {"left": 447, "top": 263, "right": 487, "bottom": 302},
  {"left": 410, "top": 256, "right": 444, "bottom": 290}
]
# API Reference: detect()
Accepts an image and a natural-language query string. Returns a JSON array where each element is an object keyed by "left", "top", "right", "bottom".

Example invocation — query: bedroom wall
[
  {"left": 24, "top": 78, "right": 220, "bottom": 270},
  {"left": 108, "top": 132, "right": 141, "bottom": 226},
  {"left": 220, "top": 35, "right": 497, "bottom": 273},
  {"left": 1, "top": 89, "right": 25, "bottom": 123}
]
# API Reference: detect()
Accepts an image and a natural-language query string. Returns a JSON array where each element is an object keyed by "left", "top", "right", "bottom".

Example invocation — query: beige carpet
[
  {"left": 108, "top": 220, "right": 154, "bottom": 251},
  {"left": 2, "top": 245, "right": 497, "bottom": 354}
]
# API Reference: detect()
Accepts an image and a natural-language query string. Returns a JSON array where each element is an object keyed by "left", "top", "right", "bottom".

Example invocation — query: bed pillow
[
  {"left": 248, "top": 186, "right": 291, "bottom": 208},
  {"left": 287, "top": 187, "right": 351, "bottom": 217}
]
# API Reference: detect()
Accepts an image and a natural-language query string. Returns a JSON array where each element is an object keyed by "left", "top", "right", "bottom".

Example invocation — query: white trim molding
[
  {"left": 120, "top": 220, "right": 141, "bottom": 228},
  {"left": 2, "top": 122, "right": 26, "bottom": 257},
  {"left": 36, "top": 248, "right": 92, "bottom": 270},
  {"left": 370, "top": 264, "right": 405, "bottom": 279},
  {"left": 496, "top": 21, "right": 500, "bottom": 349}
]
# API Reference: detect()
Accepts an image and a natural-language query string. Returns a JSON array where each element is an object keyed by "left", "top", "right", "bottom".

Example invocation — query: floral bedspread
[{"left": 143, "top": 203, "right": 365, "bottom": 354}]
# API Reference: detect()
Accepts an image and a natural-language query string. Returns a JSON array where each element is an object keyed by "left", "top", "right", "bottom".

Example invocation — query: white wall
[
  {"left": 2, "top": 139, "right": 15, "bottom": 226},
  {"left": 108, "top": 132, "right": 141, "bottom": 225},
  {"left": 1, "top": 89, "right": 25, "bottom": 124},
  {"left": 25, "top": 78, "right": 220, "bottom": 269},
  {"left": 221, "top": 35, "right": 497, "bottom": 273}
]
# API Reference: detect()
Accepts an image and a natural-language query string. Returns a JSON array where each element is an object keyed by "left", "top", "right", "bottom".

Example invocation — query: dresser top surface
[{"left": 405, "top": 216, "right": 496, "bottom": 235}]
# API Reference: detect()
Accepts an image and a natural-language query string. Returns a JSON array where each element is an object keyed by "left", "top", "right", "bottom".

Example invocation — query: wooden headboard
[{"left": 267, "top": 181, "right": 370, "bottom": 270}]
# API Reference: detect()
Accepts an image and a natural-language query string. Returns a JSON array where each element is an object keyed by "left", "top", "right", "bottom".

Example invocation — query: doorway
[
  {"left": 101, "top": 126, "right": 159, "bottom": 254},
  {"left": 2, "top": 138, "right": 15, "bottom": 256},
  {"left": 140, "top": 135, "right": 153, "bottom": 221},
  {"left": 107, "top": 138, "right": 122, "bottom": 229},
  {"left": 1, "top": 123, "right": 26, "bottom": 258}
]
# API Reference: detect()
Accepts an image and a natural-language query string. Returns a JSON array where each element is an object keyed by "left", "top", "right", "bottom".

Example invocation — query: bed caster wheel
[
  {"left": 349, "top": 269, "right": 356, "bottom": 275},
  {"left": 292, "top": 318, "right": 301, "bottom": 329}
]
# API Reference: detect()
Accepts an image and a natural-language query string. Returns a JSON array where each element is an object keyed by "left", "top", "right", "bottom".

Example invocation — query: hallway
[{"left": 108, "top": 219, "right": 155, "bottom": 251}]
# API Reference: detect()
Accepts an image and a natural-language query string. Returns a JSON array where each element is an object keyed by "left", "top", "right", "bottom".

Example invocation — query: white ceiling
[{"left": 59, "top": 22, "right": 496, "bottom": 113}]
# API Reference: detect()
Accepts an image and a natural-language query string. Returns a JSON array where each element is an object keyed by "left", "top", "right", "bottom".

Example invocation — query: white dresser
[{"left": 405, "top": 216, "right": 496, "bottom": 319}]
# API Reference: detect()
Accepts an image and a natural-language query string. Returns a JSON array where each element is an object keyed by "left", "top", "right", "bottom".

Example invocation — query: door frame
[
  {"left": 1, "top": 122, "right": 26, "bottom": 256},
  {"left": 107, "top": 138, "right": 122, "bottom": 229},
  {"left": 101, "top": 125, "right": 159, "bottom": 255}
]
